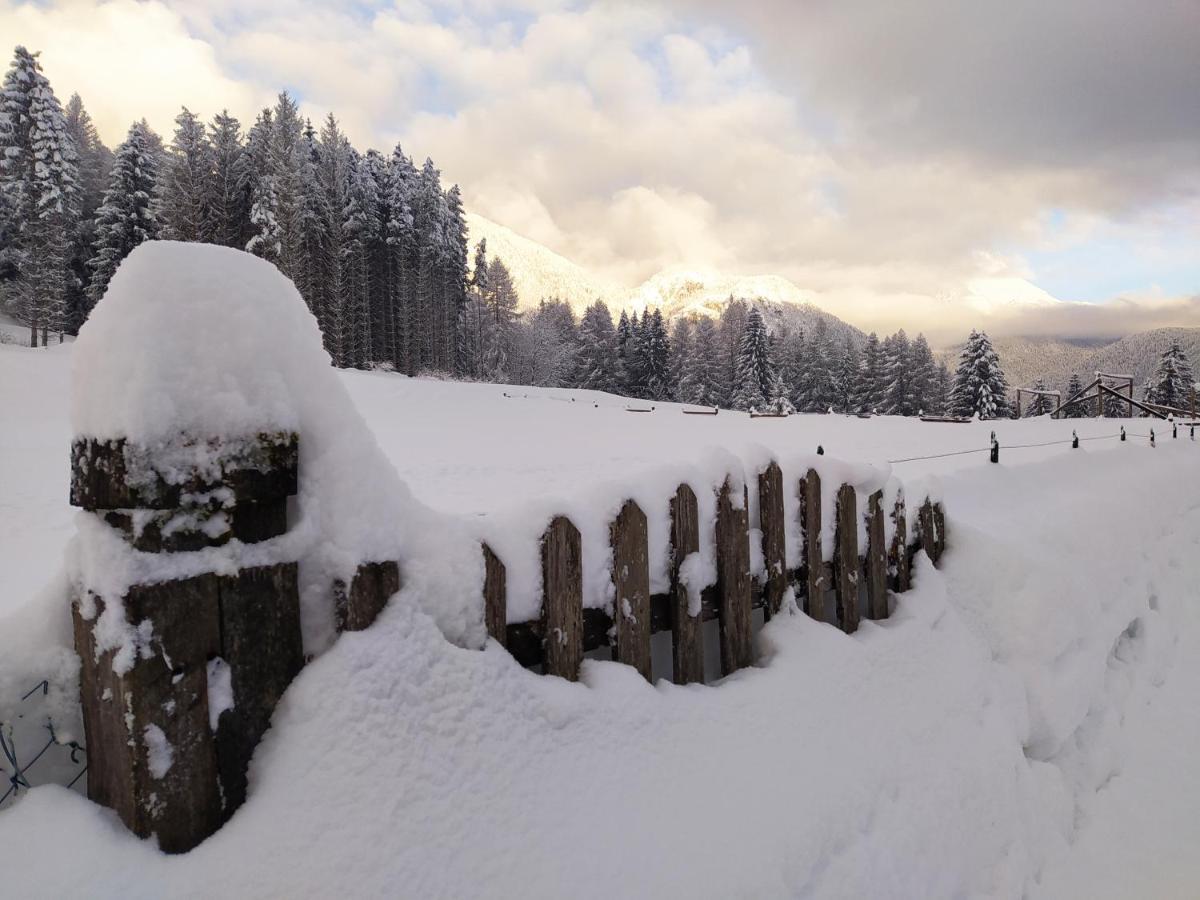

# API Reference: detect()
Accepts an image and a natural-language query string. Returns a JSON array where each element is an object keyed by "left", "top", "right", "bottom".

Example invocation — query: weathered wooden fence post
[
  {"left": 669, "top": 484, "right": 704, "bottom": 685},
  {"left": 333, "top": 560, "right": 401, "bottom": 633},
  {"left": 799, "top": 469, "right": 824, "bottom": 620},
  {"left": 610, "top": 500, "right": 651, "bottom": 681},
  {"left": 932, "top": 503, "right": 947, "bottom": 564},
  {"left": 865, "top": 490, "right": 888, "bottom": 619},
  {"left": 833, "top": 484, "right": 860, "bottom": 634},
  {"left": 541, "top": 516, "right": 583, "bottom": 681},
  {"left": 758, "top": 461, "right": 787, "bottom": 619},
  {"left": 715, "top": 478, "right": 753, "bottom": 675},
  {"left": 918, "top": 499, "right": 937, "bottom": 562},
  {"left": 482, "top": 544, "right": 507, "bottom": 647},
  {"left": 70, "top": 432, "right": 303, "bottom": 853},
  {"left": 889, "top": 494, "right": 910, "bottom": 593}
]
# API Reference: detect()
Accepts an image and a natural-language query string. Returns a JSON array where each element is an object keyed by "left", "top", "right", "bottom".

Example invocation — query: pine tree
[
  {"left": 732, "top": 307, "right": 777, "bottom": 411},
  {"left": 1062, "top": 373, "right": 1086, "bottom": 418},
  {"left": 949, "top": 329, "right": 1011, "bottom": 419},
  {"left": 86, "top": 120, "right": 161, "bottom": 307},
  {"left": 576, "top": 301, "right": 620, "bottom": 393},
  {"left": 207, "top": 111, "right": 250, "bottom": 249},
  {"left": 832, "top": 337, "right": 860, "bottom": 413},
  {"left": 62, "top": 93, "right": 111, "bottom": 333},
  {"left": 882, "top": 330, "right": 916, "bottom": 416},
  {"left": 443, "top": 184, "right": 469, "bottom": 374},
  {"left": 1145, "top": 341, "right": 1194, "bottom": 411},
  {"left": 803, "top": 319, "right": 836, "bottom": 412},
  {"left": 931, "top": 362, "right": 951, "bottom": 416},
  {"left": 160, "top": 107, "right": 213, "bottom": 242},
  {"left": 716, "top": 299, "right": 749, "bottom": 407},
  {"left": 0, "top": 46, "right": 81, "bottom": 345},
  {"left": 1024, "top": 378, "right": 1055, "bottom": 417},
  {"left": 667, "top": 316, "right": 694, "bottom": 399},
  {"left": 245, "top": 108, "right": 282, "bottom": 263},
  {"left": 679, "top": 315, "right": 722, "bottom": 406},
  {"left": 909, "top": 334, "right": 937, "bottom": 414},
  {"left": 641, "top": 308, "right": 671, "bottom": 400},
  {"left": 854, "top": 332, "right": 884, "bottom": 414},
  {"left": 483, "top": 256, "right": 518, "bottom": 380}
]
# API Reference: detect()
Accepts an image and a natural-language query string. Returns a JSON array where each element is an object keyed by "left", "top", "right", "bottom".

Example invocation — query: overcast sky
[{"left": 3, "top": 0, "right": 1198, "bottom": 341}]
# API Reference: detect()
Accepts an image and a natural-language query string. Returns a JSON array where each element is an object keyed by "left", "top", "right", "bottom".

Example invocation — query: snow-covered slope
[
  {"left": 465, "top": 213, "right": 623, "bottom": 313},
  {"left": 4, "top": 339, "right": 1200, "bottom": 896},
  {"left": 466, "top": 214, "right": 865, "bottom": 342},
  {"left": 944, "top": 327, "right": 1200, "bottom": 395}
]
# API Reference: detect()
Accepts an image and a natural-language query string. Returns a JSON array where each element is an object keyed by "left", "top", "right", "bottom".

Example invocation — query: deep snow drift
[{"left": 2, "top": 250, "right": 1200, "bottom": 896}]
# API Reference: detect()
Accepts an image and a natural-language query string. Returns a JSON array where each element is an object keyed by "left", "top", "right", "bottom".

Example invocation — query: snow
[
  {"left": 206, "top": 658, "right": 233, "bottom": 732},
  {"left": 4, "top": 251, "right": 1200, "bottom": 894}
]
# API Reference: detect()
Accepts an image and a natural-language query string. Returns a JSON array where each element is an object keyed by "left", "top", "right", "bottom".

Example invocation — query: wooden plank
[
  {"left": 833, "top": 484, "right": 860, "bottom": 634},
  {"left": 918, "top": 500, "right": 937, "bottom": 561},
  {"left": 865, "top": 490, "right": 888, "bottom": 620},
  {"left": 611, "top": 500, "right": 652, "bottom": 681},
  {"left": 482, "top": 544, "right": 507, "bottom": 648},
  {"left": 716, "top": 479, "right": 753, "bottom": 675},
  {"left": 758, "top": 461, "right": 787, "bottom": 620},
  {"left": 799, "top": 468, "right": 824, "bottom": 620},
  {"left": 669, "top": 483, "right": 704, "bottom": 685},
  {"left": 541, "top": 516, "right": 583, "bottom": 681},
  {"left": 932, "top": 504, "right": 947, "bottom": 564},
  {"left": 333, "top": 560, "right": 401, "bottom": 633},
  {"left": 890, "top": 496, "right": 910, "bottom": 593}
]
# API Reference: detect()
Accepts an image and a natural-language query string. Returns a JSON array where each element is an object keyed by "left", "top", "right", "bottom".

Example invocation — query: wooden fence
[{"left": 476, "top": 462, "right": 947, "bottom": 684}]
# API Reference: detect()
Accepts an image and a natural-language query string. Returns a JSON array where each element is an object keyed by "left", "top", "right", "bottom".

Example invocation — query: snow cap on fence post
[{"left": 67, "top": 242, "right": 312, "bottom": 853}]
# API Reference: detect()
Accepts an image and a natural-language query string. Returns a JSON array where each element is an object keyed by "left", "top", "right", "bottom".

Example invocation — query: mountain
[
  {"left": 945, "top": 328, "right": 1200, "bottom": 399},
  {"left": 464, "top": 213, "right": 622, "bottom": 312},
  {"left": 465, "top": 214, "right": 864, "bottom": 344}
]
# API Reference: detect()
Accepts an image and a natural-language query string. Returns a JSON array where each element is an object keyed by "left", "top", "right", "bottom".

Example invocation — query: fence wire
[
  {"left": 0, "top": 681, "right": 86, "bottom": 810},
  {"left": 888, "top": 427, "right": 1182, "bottom": 465}
]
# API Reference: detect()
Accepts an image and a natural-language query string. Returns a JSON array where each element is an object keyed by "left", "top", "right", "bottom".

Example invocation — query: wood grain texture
[
  {"left": 833, "top": 484, "right": 860, "bottom": 634},
  {"left": 890, "top": 496, "right": 910, "bottom": 593},
  {"left": 541, "top": 516, "right": 583, "bottom": 681},
  {"left": 611, "top": 500, "right": 652, "bottom": 680},
  {"left": 758, "top": 462, "right": 787, "bottom": 620},
  {"left": 716, "top": 479, "right": 753, "bottom": 675},
  {"left": 483, "top": 544, "right": 507, "bottom": 647},
  {"left": 800, "top": 469, "right": 824, "bottom": 620},
  {"left": 865, "top": 490, "right": 888, "bottom": 620},
  {"left": 669, "top": 484, "right": 704, "bottom": 684}
]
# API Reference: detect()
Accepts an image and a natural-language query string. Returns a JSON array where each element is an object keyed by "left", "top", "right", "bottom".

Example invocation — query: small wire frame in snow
[{"left": 0, "top": 681, "right": 87, "bottom": 809}]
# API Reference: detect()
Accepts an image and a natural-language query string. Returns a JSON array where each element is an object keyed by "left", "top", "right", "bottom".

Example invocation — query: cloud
[
  {"left": 0, "top": 0, "right": 270, "bottom": 144},
  {"left": 1, "top": 0, "right": 1197, "bottom": 344}
]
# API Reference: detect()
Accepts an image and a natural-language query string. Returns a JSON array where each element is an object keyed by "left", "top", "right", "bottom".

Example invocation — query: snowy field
[{"left": 3, "top": 329, "right": 1200, "bottom": 896}]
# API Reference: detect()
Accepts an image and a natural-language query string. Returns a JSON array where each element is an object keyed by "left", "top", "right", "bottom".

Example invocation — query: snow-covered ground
[{"left": 3, "top": 328, "right": 1200, "bottom": 896}]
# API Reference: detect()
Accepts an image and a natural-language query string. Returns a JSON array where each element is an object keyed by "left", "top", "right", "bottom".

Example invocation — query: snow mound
[{"left": 63, "top": 242, "right": 486, "bottom": 698}]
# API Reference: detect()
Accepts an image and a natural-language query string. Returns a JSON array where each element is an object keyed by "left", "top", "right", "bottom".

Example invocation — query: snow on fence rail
[{"left": 472, "top": 462, "right": 946, "bottom": 683}]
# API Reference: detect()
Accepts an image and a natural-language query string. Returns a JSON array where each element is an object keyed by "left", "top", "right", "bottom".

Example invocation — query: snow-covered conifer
[
  {"left": 949, "top": 329, "right": 1011, "bottom": 418},
  {"left": 86, "top": 120, "right": 160, "bottom": 307}
]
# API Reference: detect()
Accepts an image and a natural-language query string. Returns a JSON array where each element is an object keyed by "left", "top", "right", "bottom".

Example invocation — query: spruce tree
[
  {"left": 679, "top": 315, "right": 722, "bottom": 406},
  {"left": 882, "top": 329, "right": 915, "bottom": 415},
  {"left": 667, "top": 316, "right": 694, "bottom": 399},
  {"left": 1062, "top": 373, "right": 1086, "bottom": 418},
  {"left": 1024, "top": 378, "right": 1055, "bottom": 417},
  {"left": 207, "top": 111, "right": 250, "bottom": 249},
  {"left": 732, "top": 307, "right": 777, "bottom": 411},
  {"left": 832, "top": 337, "right": 860, "bottom": 413},
  {"left": 245, "top": 109, "right": 282, "bottom": 263},
  {"left": 86, "top": 120, "right": 161, "bottom": 307},
  {"left": 855, "top": 332, "right": 884, "bottom": 414},
  {"left": 0, "top": 46, "right": 81, "bottom": 345},
  {"left": 642, "top": 308, "right": 671, "bottom": 400},
  {"left": 62, "top": 93, "right": 111, "bottom": 333},
  {"left": 1145, "top": 341, "right": 1194, "bottom": 411},
  {"left": 949, "top": 329, "right": 1011, "bottom": 418},
  {"left": 576, "top": 301, "right": 620, "bottom": 393},
  {"left": 909, "top": 334, "right": 937, "bottom": 414},
  {"left": 717, "top": 299, "right": 749, "bottom": 407},
  {"left": 160, "top": 107, "right": 213, "bottom": 242}
]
